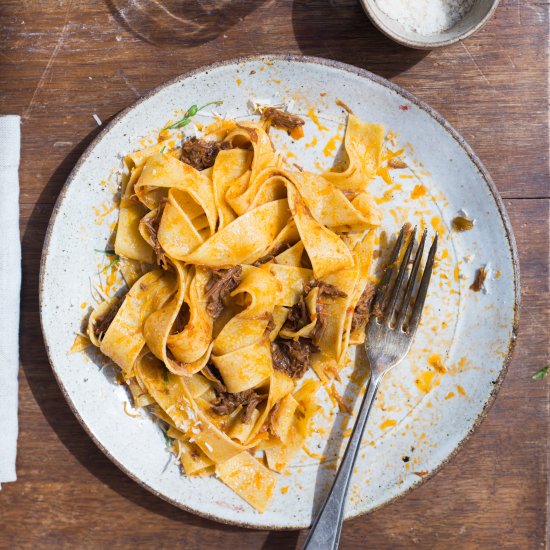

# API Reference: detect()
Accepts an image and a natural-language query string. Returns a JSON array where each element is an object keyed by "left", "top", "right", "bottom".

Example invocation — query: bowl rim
[
  {"left": 359, "top": 0, "right": 501, "bottom": 49},
  {"left": 39, "top": 53, "right": 520, "bottom": 530}
]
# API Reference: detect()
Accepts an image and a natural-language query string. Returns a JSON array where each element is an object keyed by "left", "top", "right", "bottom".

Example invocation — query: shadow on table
[
  {"left": 106, "top": 0, "right": 267, "bottom": 46},
  {"left": 291, "top": 0, "right": 428, "bottom": 79}
]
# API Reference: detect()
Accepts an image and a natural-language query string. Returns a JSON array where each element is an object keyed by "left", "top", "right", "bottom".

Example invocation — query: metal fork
[{"left": 303, "top": 225, "right": 438, "bottom": 550}]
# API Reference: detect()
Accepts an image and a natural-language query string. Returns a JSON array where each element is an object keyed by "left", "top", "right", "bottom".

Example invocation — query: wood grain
[{"left": 0, "top": 0, "right": 548, "bottom": 548}]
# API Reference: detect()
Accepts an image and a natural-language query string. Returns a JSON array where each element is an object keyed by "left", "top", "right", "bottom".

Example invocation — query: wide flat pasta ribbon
[
  {"left": 115, "top": 164, "right": 155, "bottom": 263},
  {"left": 183, "top": 199, "right": 291, "bottom": 267},
  {"left": 135, "top": 354, "right": 254, "bottom": 464},
  {"left": 142, "top": 262, "right": 214, "bottom": 374},
  {"left": 211, "top": 266, "right": 279, "bottom": 392},
  {"left": 212, "top": 148, "right": 252, "bottom": 229},
  {"left": 89, "top": 270, "right": 177, "bottom": 374},
  {"left": 287, "top": 185, "right": 354, "bottom": 279},
  {"left": 323, "top": 114, "right": 385, "bottom": 192}
]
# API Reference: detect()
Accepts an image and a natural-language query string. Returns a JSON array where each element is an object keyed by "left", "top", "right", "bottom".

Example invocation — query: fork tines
[{"left": 371, "top": 224, "right": 438, "bottom": 335}]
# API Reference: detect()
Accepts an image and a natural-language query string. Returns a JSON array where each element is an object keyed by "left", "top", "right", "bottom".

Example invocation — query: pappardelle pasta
[{"left": 88, "top": 105, "right": 384, "bottom": 512}]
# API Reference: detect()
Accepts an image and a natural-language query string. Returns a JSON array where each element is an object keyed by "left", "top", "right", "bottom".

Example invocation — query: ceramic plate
[{"left": 40, "top": 55, "right": 519, "bottom": 529}]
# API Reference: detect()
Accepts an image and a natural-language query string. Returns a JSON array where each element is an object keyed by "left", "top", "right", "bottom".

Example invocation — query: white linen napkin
[{"left": 0, "top": 115, "right": 21, "bottom": 489}]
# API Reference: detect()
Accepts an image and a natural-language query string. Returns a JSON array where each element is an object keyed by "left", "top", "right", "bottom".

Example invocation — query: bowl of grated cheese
[{"left": 360, "top": 0, "right": 500, "bottom": 49}]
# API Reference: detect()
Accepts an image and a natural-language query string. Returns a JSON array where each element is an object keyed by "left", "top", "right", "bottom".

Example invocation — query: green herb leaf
[
  {"left": 160, "top": 145, "right": 167, "bottom": 153},
  {"left": 177, "top": 118, "right": 191, "bottom": 129},
  {"left": 94, "top": 248, "right": 116, "bottom": 255},
  {"left": 162, "top": 100, "right": 223, "bottom": 130},
  {"left": 199, "top": 100, "right": 224, "bottom": 110},
  {"left": 532, "top": 366, "right": 549, "bottom": 380},
  {"left": 185, "top": 104, "right": 198, "bottom": 118},
  {"left": 162, "top": 429, "right": 171, "bottom": 446}
]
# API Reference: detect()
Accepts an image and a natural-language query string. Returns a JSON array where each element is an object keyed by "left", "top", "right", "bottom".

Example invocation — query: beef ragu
[
  {"left": 311, "top": 280, "right": 347, "bottom": 300},
  {"left": 284, "top": 294, "right": 309, "bottom": 332},
  {"left": 142, "top": 199, "right": 169, "bottom": 268},
  {"left": 204, "top": 266, "right": 243, "bottom": 318},
  {"left": 180, "top": 137, "right": 231, "bottom": 171},
  {"left": 262, "top": 313, "right": 276, "bottom": 339},
  {"left": 211, "top": 389, "right": 265, "bottom": 423},
  {"left": 283, "top": 279, "right": 347, "bottom": 342},
  {"left": 252, "top": 241, "right": 292, "bottom": 267},
  {"left": 261, "top": 107, "right": 305, "bottom": 132},
  {"left": 351, "top": 283, "right": 375, "bottom": 332},
  {"left": 93, "top": 299, "right": 122, "bottom": 341},
  {"left": 205, "top": 363, "right": 265, "bottom": 423},
  {"left": 271, "top": 338, "right": 319, "bottom": 379},
  {"left": 470, "top": 266, "right": 487, "bottom": 292}
]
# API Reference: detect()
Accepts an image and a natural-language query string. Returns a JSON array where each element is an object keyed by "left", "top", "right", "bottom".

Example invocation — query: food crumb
[
  {"left": 452, "top": 214, "right": 475, "bottom": 231},
  {"left": 470, "top": 266, "right": 487, "bottom": 292},
  {"left": 388, "top": 158, "right": 408, "bottom": 169},
  {"left": 335, "top": 98, "right": 354, "bottom": 114}
]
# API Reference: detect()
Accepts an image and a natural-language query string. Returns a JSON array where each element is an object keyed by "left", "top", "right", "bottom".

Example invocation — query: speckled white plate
[{"left": 40, "top": 55, "right": 519, "bottom": 530}]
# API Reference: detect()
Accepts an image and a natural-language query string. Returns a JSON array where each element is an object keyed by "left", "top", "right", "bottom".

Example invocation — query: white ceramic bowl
[{"left": 360, "top": 0, "right": 500, "bottom": 49}]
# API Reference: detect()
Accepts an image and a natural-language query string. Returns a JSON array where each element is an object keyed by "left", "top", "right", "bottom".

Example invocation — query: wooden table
[{"left": 1, "top": 1, "right": 548, "bottom": 548}]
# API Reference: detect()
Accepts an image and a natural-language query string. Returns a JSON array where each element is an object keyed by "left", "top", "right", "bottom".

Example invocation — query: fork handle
[{"left": 303, "top": 374, "right": 382, "bottom": 550}]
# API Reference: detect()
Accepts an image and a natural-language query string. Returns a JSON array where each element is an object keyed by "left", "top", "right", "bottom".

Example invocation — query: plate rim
[{"left": 38, "top": 53, "right": 520, "bottom": 530}]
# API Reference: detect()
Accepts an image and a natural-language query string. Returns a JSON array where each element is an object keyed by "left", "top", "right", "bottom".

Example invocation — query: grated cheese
[{"left": 375, "top": 0, "right": 475, "bottom": 35}]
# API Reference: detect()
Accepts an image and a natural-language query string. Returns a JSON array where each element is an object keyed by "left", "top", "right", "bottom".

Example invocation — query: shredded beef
[
  {"left": 142, "top": 200, "right": 169, "bottom": 268},
  {"left": 351, "top": 283, "right": 376, "bottom": 332},
  {"left": 93, "top": 300, "right": 122, "bottom": 341},
  {"left": 271, "top": 338, "right": 319, "bottom": 379},
  {"left": 306, "top": 280, "right": 347, "bottom": 299},
  {"left": 261, "top": 107, "right": 305, "bottom": 132},
  {"left": 204, "top": 265, "right": 243, "bottom": 318},
  {"left": 312, "top": 281, "right": 347, "bottom": 343},
  {"left": 470, "top": 266, "right": 487, "bottom": 292},
  {"left": 180, "top": 137, "right": 230, "bottom": 171},
  {"left": 283, "top": 279, "right": 347, "bottom": 340},
  {"left": 284, "top": 296, "right": 309, "bottom": 332},
  {"left": 211, "top": 386, "right": 265, "bottom": 423},
  {"left": 268, "top": 401, "right": 281, "bottom": 435},
  {"left": 263, "top": 313, "right": 276, "bottom": 339},
  {"left": 252, "top": 241, "right": 292, "bottom": 267},
  {"left": 310, "top": 306, "right": 327, "bottom": 345}
]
